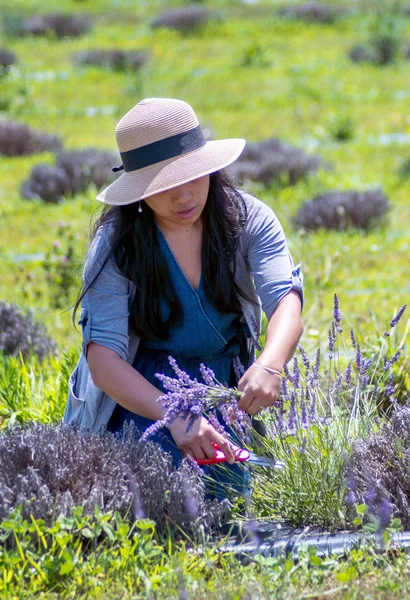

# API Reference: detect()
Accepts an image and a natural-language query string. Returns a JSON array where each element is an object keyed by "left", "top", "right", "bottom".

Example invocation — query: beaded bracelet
[{"left": 251, "top": 362, "right": 282, "bottom": 377}]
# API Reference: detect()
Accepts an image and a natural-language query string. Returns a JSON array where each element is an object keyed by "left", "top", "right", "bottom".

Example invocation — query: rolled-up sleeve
[
  {"left": 245, "top": 196, "right": 304, "bottom": 320},
  {"left": 80, "top": 225, "right": 130, "bottom": 360}
]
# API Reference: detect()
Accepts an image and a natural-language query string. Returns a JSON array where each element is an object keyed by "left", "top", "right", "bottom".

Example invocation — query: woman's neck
[{"left": 155, "top": 216, "right": 203, "bottom": 238}]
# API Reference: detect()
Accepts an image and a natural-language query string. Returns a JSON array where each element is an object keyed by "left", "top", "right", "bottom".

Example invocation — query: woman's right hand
[{"left": 168, "top": 416, "right": 236, "bottom": 464}]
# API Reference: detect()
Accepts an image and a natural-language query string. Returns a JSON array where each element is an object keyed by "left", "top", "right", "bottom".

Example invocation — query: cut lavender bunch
[{"left": 140, "top": 358, "right": 244, "bottom": 441}]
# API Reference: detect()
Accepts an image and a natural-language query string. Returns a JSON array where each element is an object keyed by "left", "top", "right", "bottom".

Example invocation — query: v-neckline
[{"left": 156, "top": 224, "right": 202, "bottom": 293}]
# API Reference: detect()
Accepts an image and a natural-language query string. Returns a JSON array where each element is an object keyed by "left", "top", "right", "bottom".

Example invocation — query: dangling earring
[{"left": 138, "top": 200, "right": 143, "bottom": 213}]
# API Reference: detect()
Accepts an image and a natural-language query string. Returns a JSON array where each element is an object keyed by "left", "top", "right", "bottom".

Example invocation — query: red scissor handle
[{"left": 195, "top": 442, "right": 250, "bottom": 466}]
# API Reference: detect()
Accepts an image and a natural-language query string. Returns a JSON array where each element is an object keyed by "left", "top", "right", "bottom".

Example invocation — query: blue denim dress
[{"left": 107, "top": 226, "right": 250, "bottom": 497}]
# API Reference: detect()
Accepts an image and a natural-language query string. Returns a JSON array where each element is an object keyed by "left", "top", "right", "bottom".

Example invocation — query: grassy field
[{"left": 1, "top": 0, "right": 410, "bottom": 597}]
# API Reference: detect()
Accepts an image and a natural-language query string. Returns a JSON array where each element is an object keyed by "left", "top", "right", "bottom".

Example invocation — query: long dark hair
[{"left": 74, "top": 170, "right": 250, "bottom": 340}]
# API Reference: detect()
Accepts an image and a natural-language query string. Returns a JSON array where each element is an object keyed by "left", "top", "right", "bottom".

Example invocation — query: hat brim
[{"left": 96, "top": 138, "right": 246, "bottom": 206}]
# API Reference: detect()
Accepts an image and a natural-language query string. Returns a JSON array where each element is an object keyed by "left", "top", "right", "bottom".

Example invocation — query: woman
[{"left": 64, "top": 97, "right": 304, "bottom": 482}]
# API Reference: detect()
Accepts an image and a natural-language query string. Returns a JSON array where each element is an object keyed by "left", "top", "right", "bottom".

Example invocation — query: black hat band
[{"left": 112, "top": 125, "right": 206, "bottom": 173}]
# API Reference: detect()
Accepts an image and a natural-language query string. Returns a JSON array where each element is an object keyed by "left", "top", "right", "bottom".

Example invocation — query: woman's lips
[{"left": 176, "top": 206, "right": 196, "bottom": 219}]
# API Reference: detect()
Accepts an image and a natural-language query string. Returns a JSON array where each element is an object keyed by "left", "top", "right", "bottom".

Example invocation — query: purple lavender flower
[
  {"left": 300, "top": 389, "right": 308, "bottom": 429},
  {"left": 307, "top": 349, "right": 321, "bottom": 389},
  {"left": 383, "top": 350, "right": 401, "bottom": 372},
  {"left": 298, "top": 344, "right": 311, "bottom": 374},
  {"left": 287, "top": 392, "right": 297, "bottom": 435},
  {"left": 168, "top": 356, "right": 195, "bottom": 384},
  {"left": 357, "top": 354, "right": 372, "bottom": 388},
  {"left": 355, "top": 344, "right": 362, "bottom": 373},
  {"left": 208, "top": 411, "right": 227, "bottom": 436},
  {"left": 345, "top": 490, "right": 357, "bottom": 505},
  {"left": 217, "top": 402, "right": 233, "bottom": 429},
  {"left": 232, "top": 356, "right": 246, "bottom": 382},
  {"left": 276, "top": 408, "right": 285, "bottom": 434},
  {"left": 199, "top": 363, "right": 218, "bottom": 387},
  {"left": 293, "top": 357, "right": 301, "bottom": 389},
  {"left": 299, "top": 437, "right": 307, "bottom": 455},
  {"left": 308, "top": 389, "right": 316, "bottom": 423},
  {"left": 378, "top": 497, "right": 393, "bottom": 530},
  {"left": 283, "top": 363, "right": 293, "bottom": 383},
  {"left": 184, "top": 455, "right": 204, "bottom": 478},
  {"left": 333, "top": 293, "right": 342, "bottom": 333},
  {"left": 328, "top": 323, "right": 336, "bottom": 356},
  {"left": 350, "top": 330, "right": 357, "bottom": 349},
  {"left": 384, "top": 305, "right": 407, "bottom": 336},
  {"left": 331, "top": 373, "right": 344, "bottom": 396},
  {"left": 280, "top": 377, "right": 291, "bottom": 403},
  {"left": 345, "top": 362, "right": 352, "bottom": 386},
  {"left": 384, "top": 374, "right": 395, "bottom": 403}
]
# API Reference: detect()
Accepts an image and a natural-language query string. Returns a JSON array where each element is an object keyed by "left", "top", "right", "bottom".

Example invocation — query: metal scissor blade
[{"left": 246, "top": 453, "right": 285, "bottom": 469}]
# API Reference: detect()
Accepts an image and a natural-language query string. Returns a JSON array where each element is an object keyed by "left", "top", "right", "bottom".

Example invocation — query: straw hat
[{"left": 96, "top": 98, "right": 246, "bottom": 205}]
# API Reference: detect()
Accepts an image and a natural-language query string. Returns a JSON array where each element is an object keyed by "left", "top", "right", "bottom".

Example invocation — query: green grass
[{"left": 2, "top": 505, "right": 410, "bottom": 600}]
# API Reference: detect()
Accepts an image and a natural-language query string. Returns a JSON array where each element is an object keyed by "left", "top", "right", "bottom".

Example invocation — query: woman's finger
[
  {"left": 237, "top": 390, "right": 255, "bottom": 412},
  {"left": 200, "top": 438, "right": 218, "bottom": 459},
  {"left": 245, "top": 399, "right": 264, "bottom": 415},
  {"left": 212, "top": 432, "right": 235, "bottom": 464},
  {"left": 188, "top": 444, "right": 205, "bottom": 460}
]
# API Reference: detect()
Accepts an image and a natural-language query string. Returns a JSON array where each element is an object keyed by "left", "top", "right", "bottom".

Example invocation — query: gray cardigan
[{"left": 64, "top": 192, "right": 303, "bottom": 432}]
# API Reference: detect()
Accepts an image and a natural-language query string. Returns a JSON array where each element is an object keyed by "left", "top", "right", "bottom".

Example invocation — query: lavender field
[{"left": 0, "top": 0, "right": 410, "bottom": 598}]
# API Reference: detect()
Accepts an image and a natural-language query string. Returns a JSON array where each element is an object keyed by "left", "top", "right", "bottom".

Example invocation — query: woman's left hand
[{"left": 237, "top": 364, "right": 282, "bottom": 415}]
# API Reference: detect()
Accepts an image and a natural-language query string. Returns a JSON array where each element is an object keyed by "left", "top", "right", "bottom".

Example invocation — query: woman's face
[{"left": 143, "top": 175, "right": 210, "bottom": 229}]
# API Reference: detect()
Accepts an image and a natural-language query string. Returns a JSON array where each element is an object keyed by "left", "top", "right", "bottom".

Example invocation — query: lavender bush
[
  {"left": 0, "top": 120, "right": 62, "bottom": 157},
  {"left": 346, "top": 403, "right": 410, "bottom": 530},
  {"left": 21, "top": 148, "right": 120, "bottom": 203},
  {"left": 0, "top": 423, "right": 225, "bottom": 540},
  {"left": 151, "top": 6, "right": 214, "bottom": 33},
  {"left": 55, "top": 148, "right": 119, "bottom": 192},
  {"left": 278, "top": 2, "right": 340, "bottom": 23},
  {"left": 349, "top": 44, "right": 377, "bottom": 64},
  {"left": 20, "top": 164, "right": 71, "bottom": 203},
  {"left": 73, "top": 49, "right": 149, "bottom": 72},
  {"left": 0, "top": 301, "right": 57, "bottom": 360},
  {"left": 249, "top": 298, "right": 408, "bottom": 529},
  {"left": 227, "top": 137, "right": 324, "bottom": 186},
  {"left": 19, "top": 13, "right": 91, "bottom": 39},
  {"left": 293, "top": 189, "right": 391, "bottom": 231},
  {"left": 0, "top": 48, "right": 16, "bottom": 69}
]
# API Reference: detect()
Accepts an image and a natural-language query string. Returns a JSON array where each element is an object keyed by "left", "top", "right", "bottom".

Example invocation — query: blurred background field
[{"left": 0, "top": 0, "right": 409, "bottom": 353}]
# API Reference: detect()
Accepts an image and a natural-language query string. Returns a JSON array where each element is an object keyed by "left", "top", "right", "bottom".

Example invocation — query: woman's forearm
[
  {"left": 256, "top": 290, "right": 304, "bottom": 371},
  {"left": 87, "top": 342, "right": 167, "bottom": 421}
]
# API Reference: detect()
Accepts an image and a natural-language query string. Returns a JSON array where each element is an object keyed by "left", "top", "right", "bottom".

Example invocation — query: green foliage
[
  {"left": 0, "top": 506, "right": 164, "bottom": 596},
  {"left": 326, "top": 113, "right": 356, "bottom": 142},
  {"left": 350, "top": 8, "right": 407, "bottom": 66},
  {"left": 367, "top": 9, "right": 406, "bottom": 66},
  {"left": 2, "top": 504, "right": 410, "bottom": 598},
  {"left": 41, "top": 222, "right": 82, "bottom": 310},
  {"left": 0, "top": 349, "right": 77, "bottom": 426}
]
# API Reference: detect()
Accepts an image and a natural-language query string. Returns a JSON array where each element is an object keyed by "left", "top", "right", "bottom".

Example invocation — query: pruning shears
[{"left": 196, "top": 442, "right": 284, "bottom": 469}]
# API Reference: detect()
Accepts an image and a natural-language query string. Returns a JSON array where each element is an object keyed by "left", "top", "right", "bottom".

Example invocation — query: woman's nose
[{"left": 171, "top": 184, "right": 192, "bottom": 204}]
